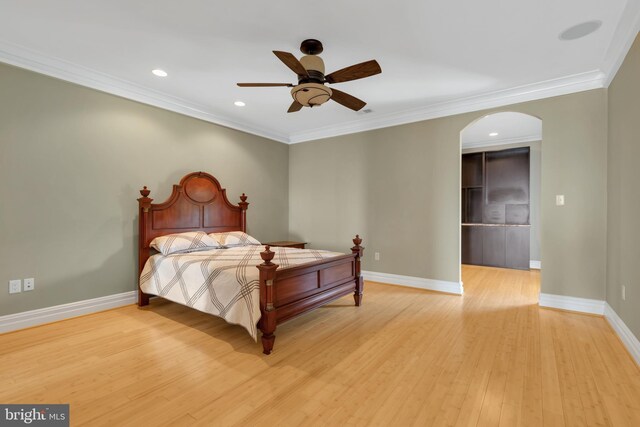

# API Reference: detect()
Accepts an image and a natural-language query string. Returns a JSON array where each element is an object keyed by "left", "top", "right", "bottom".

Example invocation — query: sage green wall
[
  {"left": 0, "top": 58, "right": 612, "bottom": 318},
  {"left": 0, "top": 63, "right": 289, "bottom": 316},
  {"left": 462, "top": 140, "right": 542, "bottom": 262},
  {"left": 607, "top": 34, "right": 640, "bottom": 339},
  {"left": 290, "top": 89, "right": 607, "bottom": 300}
]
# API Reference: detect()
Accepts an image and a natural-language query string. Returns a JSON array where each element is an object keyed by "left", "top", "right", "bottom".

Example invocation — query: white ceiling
[
  {"left": 1, "top": 0, "right": 639, "bottom": 144},
  {"left": 461, "top": 112, "right": 542, "bottom": 148}
]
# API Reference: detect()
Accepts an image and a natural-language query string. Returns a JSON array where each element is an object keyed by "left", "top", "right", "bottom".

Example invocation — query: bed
[{"left": 137, "top": 171, "right": 364, "bottom": 354}]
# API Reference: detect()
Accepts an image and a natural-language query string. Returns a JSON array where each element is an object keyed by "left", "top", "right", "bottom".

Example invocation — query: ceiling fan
[{"left": 237, "top": 39, "right": 381, "bottom": 113}]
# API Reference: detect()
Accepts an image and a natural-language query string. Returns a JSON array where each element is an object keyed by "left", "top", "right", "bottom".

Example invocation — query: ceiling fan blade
[
  {"left": 330, "top": 88, "right": 367, "bottom": 111},
  {"left": 273, "top": 51, "right": 309, "bottom": 77},
  {"left": 237, "top": 83, "right": 293, "bottom": 87},
  {"left": 287, "top": 100, "right": 303, "bottom": 113},
  {"left": 325, "top": 60, "right": 382, "bottom": 84}
]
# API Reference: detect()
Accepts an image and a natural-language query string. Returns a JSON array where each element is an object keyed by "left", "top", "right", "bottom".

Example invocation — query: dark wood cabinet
[
  {"left": 482, "top": 226, "right": 506, "bottom": 267},
  {"left": 466, "top": 188, "right": 483, "bottom": 223},
  {"left": 461, "top": 152, "right": 484, "bottom": 225},
  {"left": 506, "top": 204, "right": 529, "bottom": 225},
  {"left": 483, "top": 203, "right": 505, "bottom": 224},
  {"left": 462, "top": 152, "right": 483, "bottom": 188},
  {"left": 461, "top": 147, "right": 530, "bottom": 270},
  {"left": 505, "top": 227, "right": 530, "bottom": 270},
  {"left": 485, "top": 148, "right": 530, "bottom": 205},
  {"left": 461, "top": 226, "right": 483, "bottom": 265}
]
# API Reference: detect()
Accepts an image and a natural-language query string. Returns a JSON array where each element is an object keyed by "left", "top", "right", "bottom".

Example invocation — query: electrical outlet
[
  {"left": 9, "top": 279, "right": 21, "bottom": 294},
  {"left": 24, "top": 278, "right": 35, "bottom": 291},
  {"left": 622, "top": 285, "right": 626, "bottom": 301},
  {"left": 374, "top": 252, "right": 380, "bottom": 261}
]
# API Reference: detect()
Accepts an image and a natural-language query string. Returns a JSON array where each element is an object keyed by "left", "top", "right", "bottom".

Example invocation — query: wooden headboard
[{"left": 137, "top": 171, "right": 248, "bottom": 274}]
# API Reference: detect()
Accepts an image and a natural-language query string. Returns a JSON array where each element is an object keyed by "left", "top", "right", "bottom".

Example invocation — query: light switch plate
[
  {"left": 556, "top": 195, "right": 565, "bottom": 206},
  {"left": 24, "top": 278, "right": 35, "bottom": 291}
]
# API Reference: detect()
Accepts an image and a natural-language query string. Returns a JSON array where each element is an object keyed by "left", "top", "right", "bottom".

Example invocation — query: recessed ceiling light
[
  {"left": 152, "top": 69, "right": 168, "bottom": 77},
  {"left": 559, "top": 20, "right": 602, "bottom": 41},
  {"left": 234, "top": 101, "right": 246, "bottom": 107},
  {"left": 489, "top": 132, "right": 499, "bottom": 137}
]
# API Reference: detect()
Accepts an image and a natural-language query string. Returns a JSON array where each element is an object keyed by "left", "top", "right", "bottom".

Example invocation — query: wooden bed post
[
  {"left": 351, "top": 235, "right": 365, "bottom": 306},
  {"left": 238, "top": 193, "right": 249, "bottom": 233},
  {"left": 257, "top": 246, "right": 278, "bottom": 355},
  {"left": 137, "top": 186, "right": 153, "bottom": 307}
]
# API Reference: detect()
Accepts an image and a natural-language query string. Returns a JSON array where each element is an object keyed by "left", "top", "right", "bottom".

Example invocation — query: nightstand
[{"left": 263, "top": 241, "right": 307, "bottom": 249}]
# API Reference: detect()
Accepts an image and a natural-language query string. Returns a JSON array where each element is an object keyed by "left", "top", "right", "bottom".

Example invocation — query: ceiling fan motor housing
[
  {"left": 291, "top": 83, "right": 332, "bottom": 107},
  {"left": 298, "top": 55, "right": 326, "bottom": 85},
  {"left": 299, "top": 55, "right": 325, "bottom": 74}
]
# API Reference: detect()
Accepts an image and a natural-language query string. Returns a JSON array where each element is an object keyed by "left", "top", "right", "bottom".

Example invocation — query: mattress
[{"left": 139, "top": 245, "right": 344, "bottom": 339}]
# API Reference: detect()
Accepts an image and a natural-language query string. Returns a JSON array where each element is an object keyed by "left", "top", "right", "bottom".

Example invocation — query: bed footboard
[{"left": 257, "top": 235, "right": 364, "bottom": 355}]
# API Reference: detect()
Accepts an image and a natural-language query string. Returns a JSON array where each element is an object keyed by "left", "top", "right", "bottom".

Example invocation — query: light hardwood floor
[{"left": 1, "top": 265, "right": 639, "bottom": 426}]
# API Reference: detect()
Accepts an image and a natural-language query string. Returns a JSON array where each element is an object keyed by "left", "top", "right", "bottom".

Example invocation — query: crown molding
[
  {"left": 0, "top": 41, "right": 290, "bottom": 144},
  {"left": 462, "top": 134, "right": 541, "bottom": 150},
  {"left": 602, "top": 0, "right": 640, "bottom": 87},
  {"left": 288, "top": 70, "right": 606, "bottom": 144},
  {"left": 1, "top": 37, "right": 625, "bottom": 145}
]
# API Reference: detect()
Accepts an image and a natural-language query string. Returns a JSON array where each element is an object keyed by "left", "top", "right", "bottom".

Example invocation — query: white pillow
[
  {"left": 151, "top": 231, "right": 221, "bottom": 256},
  {"left": 210, "top": 231, "right": 261, "bottom": 247}
]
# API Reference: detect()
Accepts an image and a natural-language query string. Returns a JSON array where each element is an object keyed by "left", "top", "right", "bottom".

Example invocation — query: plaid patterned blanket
[{"left": 139, "top": 245, "right": 344, "bottom": 340}]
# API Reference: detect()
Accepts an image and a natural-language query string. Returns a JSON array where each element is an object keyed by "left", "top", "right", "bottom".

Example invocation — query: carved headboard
[{"left": 137, "top": 171, "right": 249, "bottom": 274}]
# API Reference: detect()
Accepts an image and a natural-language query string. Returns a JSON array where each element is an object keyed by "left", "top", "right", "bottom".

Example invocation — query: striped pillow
[
  {"left": 210, "top": 231, "right": 261, "bottom": 247},
  {"left": 151, "top": 231, "right": 221, "bottom": 256}
]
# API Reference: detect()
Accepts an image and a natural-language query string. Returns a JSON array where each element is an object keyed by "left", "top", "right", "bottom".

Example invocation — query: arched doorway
[{"left": 459, "top": 112, "right": 542, "bottom": 273}]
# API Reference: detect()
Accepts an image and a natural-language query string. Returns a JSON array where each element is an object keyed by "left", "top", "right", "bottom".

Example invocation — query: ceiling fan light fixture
[
  {"left": 237, "top": 39, "right": 380, "bottom": 112},
  {"left": 291, "top": 83, "right": 332, "bottom": 107}
]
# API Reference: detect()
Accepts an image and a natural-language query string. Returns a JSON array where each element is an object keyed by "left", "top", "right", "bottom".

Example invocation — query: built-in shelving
[{"left": 461, "top": 147, "right": 530, "bottom": 270}]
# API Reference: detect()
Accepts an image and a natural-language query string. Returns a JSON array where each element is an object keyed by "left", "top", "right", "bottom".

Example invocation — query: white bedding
[{"left": 139, "top": 245, "right": 344, "bottom": 340}]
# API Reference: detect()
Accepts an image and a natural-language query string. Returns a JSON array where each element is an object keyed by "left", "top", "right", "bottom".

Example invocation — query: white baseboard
[
  {"left": 530, "top": 260, "right": 541, "bottom": 269},
  {"left": 604, "top": 303, "right": 640, "bottom": 366},
  {"left": 539, "top": 294, "right": 640, "bottom": 366},
  {"left": 0, "top": 291, "right": 137, "bottom": 334},
  {"left": 362, "top": 270, "right": 464, "bottom": 295},
  {"left": 538, "top": 293, "right": 605, "bottom": 315}
]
